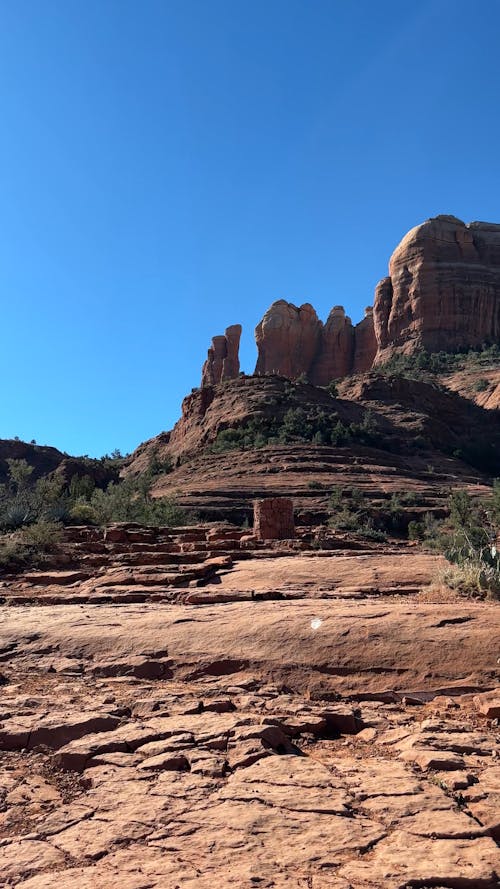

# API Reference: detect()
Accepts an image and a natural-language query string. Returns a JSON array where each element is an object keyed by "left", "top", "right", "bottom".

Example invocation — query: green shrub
[
  {"left": 0, "top": 538, "right": 32, "bottom": 571},
  {"left": 69, "top": 501, "right": 99, "bottom": 524},
  {"left": 20, "top": 521, "right": 63, "bottom": 551},
  {"left": 328, "top": 486, "right": 388, "bottom": 539},
  {"left": 209, "top": 403, "right": 383, "bottom": 453},
  {"left": 434, "top": 489, "right": 500, "bottom": 599},
  {"left": 69, "top": 474, "right": 96, "bottom": 500},
  {"left": 328, "top": 486, "right": 344, "bottom": 509},
  {"left": 0, "top": 501, "right": 34, "bottom": 530},
  {"left": 408, "top": 520, "right": 423, "bottom": 541},
  {"left": 0, "top": 521, "right": 64, "bottom": 572},
  {"left": 148, "top": 453, "right": 174, "bottom": 476},
  {"left": 379, "top": 343, "right": 500, "bottom": 380},
  {"left": 474, "top": 378, "right": 489, "bottom": 392},
  {"left": 89, "top": 479, "right": 191, "bottom": 527},
  {"left": 438, "top": 562, "right": 500, "bottom": 600}
]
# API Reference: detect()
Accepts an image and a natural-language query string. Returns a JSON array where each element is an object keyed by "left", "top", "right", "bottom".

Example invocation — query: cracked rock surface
[{"left": 0, "top": 545, "right": 499, "bottom": 887}]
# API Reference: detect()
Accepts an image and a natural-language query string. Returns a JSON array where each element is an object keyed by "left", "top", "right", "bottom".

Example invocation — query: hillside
[{"left": 124, "top": 373, "right": 499, "bottom": 524}]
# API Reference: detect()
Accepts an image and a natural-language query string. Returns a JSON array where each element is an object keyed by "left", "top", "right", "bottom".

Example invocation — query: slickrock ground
[{"left": 1, "top": 527, "right": 499, "bottom": 888}]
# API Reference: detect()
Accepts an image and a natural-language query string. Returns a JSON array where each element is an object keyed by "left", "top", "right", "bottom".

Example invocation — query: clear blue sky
[{"left": 1, "top": 0, "right": 499, "bottom": 456}]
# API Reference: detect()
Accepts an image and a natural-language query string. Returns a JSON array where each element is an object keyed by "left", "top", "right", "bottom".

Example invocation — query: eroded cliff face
[
  {"left": 353, "top": 307, "right": 377, "bottom": 373},
  {"left": 254, "top": 300, "right": 375, "bottom": 383},
  {"left": 254, "top": 301, "right": 322, "bottom": 379},
  {"left": 373, "top": 215, "right": 500, "bottom": 363},
  {"left": 199, "top": 216, "right": 500, "bottom": 387},
  {"left": 201, "top": 324, "right": 242, "bottom": 387}
]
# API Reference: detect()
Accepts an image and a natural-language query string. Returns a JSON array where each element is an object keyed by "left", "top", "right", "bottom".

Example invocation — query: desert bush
[
  {"left": 0, "top": 538, "right": 32, "bottom": 570},
  {"left": 69, "top": 474, "right": 96, "bottom": 501},
  {"left": 379, "top": 343, "right": 500, "bottom": 380},
  {"left": 328, "top": 486, "right": 388, "bottom": 540},
  {"left": 474, "top": 377, "right": 489, "bottom": 392},
  {"left": 407, "top": 511, "right": 443, "bottom": 544},
  {"left": 69, "top": 501, "right": 99, "bottom": 524},
  {"left": 20, "top": 521, "right": 63, "bottom": 551},
  {"left": 89, "top": 478, "right": 190, "bottom": 527},
  {"left": 438, "top": 561, "right": 500, "bottom": 600},
  {"left": 0, "top": 500, "right": 34, "bottom": 530},
  {"left": 434, "top": 489, "right": 500, "bottom": 599},
  {"left": 0, "top": 521, "right": 63, "bottom": 572},
  {"left": 210, "top": 405, "right": 382, "bottom": 452},
  {"left": 148, "top": 452, "right": 174, "bottom": 476}
]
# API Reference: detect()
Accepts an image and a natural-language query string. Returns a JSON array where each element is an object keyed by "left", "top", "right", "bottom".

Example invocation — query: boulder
[{"left": 253, "top": 497, "right": 295, "bottom": 540}]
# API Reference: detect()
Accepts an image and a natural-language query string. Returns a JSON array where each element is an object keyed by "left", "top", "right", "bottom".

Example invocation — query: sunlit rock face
[
  {"left": 201, "top": 215, "right": 500, "bottom": 387},
  {"left": 353, "top": 307, "right": 377, "bottom": 373},
  {"left": 310, "top": 306, "right": 355, "bottom": 384},
  {"left": 373, "top": 215, "right": 500, "bottom": 364},
  {"left": 201, "top": 324, "right": 242, "bottom": 386},
  {"left": 254, "top": 301, "right": 322, "bottom": 379},
  {"left": 254, "top": 300, "right": 378, "bottom": 383}
]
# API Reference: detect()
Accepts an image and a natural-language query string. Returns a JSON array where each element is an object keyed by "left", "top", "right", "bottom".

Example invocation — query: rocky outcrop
[
  {"left": 201, "top": 325, "right": 242, "bottom": 387},
  {"left": 310, "top": 306, "right": 354, "bottom": 384},
  {"left": 353, "top": 307, "right": 377, "bottom": 373},
  {"left": 254, "top": 300, "right": 375, "bottom": 383},
  {"left": 254, "top": 301, "right": 322, "bottom": 379},
  {"left": 198, "top": 216, "right": 500, "bottom": 389},
  {"left": 253, "top": 497, "right": 295, "bottom": 540},
  {"left": 374, "top": 215, "right": 500, "bottom": 363}
]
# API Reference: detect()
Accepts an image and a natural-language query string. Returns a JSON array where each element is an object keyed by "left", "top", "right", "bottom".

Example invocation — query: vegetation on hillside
[
  {"left": 378, "top": 342, "right": 500, "bottom": 380},
  {"left": 327, "top": 486, "right": 418, "bottom": 540},
  {"left": 0, "top": 453, "right": 192, "bottom": 571},
  {"left": 210, "top": 407, "right": 381, "bottom": 452}
]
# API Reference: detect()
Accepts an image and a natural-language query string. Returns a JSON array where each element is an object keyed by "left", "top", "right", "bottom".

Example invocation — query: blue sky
[{"left": 1, "top": 0, "right": 499, "bottom": 456}]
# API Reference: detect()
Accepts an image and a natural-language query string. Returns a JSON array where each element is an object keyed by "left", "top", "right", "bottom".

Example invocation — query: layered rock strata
[
  {"left": 199, "top": 216, "right": 500, "bottom": 386},
  {"left": 373, "top": 215, "right": 500, "bottom": 363},
  {"left": 253, "top": 497, "right": 295, "bottom": 541},
  {"left": 253, "top": 300, "right": 376, "bottom": 383},
  {"left": 254, "top": 301, "right": 322, "bottom": 380}
]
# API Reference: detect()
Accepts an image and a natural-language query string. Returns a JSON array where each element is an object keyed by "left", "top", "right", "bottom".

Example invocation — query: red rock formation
[
  {"left": 254, "top": 301, "right": 379, "bottom": 383},
  {"left": 254, "top": 301, "right": 322, "bottom": 378},
  {"left": 201, "top": 216, "right": 500, "bottom": 387},
  {"left": 309, "top": 306, "right": 354, "bottom": 385},
  {"left": 353, "top": 307, "right": 377, "bottom": 373},
  {"left": 222, "top": 324, "right": 242, "bottom": 381},
  {"left": 373, "top": 215, "right": 500, "bottom": 363},
  {"left": 253, "top": 497, "right": 295, "bottom": 540},
  {"left": 201, "top": 324, "right": 242, "bottom": 387}
]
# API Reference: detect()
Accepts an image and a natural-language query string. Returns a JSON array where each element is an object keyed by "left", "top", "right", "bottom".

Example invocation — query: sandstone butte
[
  {"left": 0, "top": 214, "right": 500, "bottom": 888},
  {"left": 201, "top": 215, "right": 500, "bottom": 385}
]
